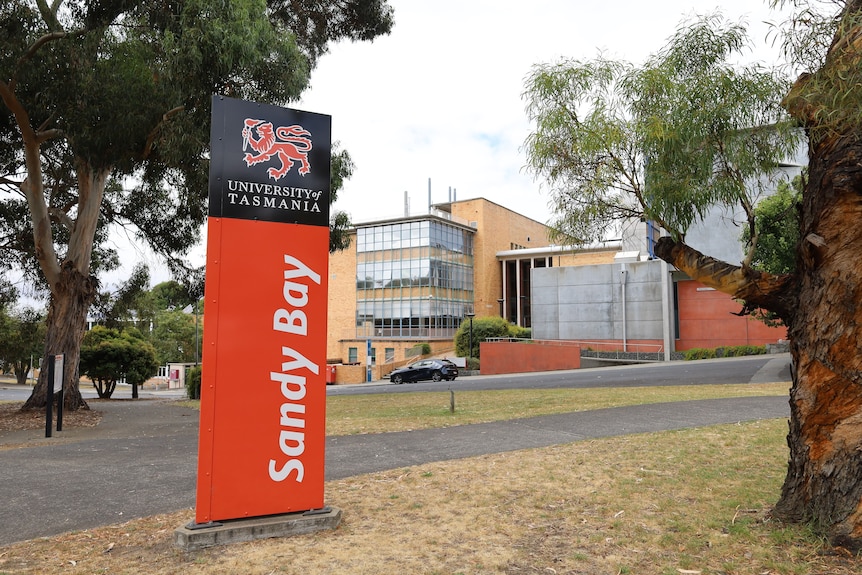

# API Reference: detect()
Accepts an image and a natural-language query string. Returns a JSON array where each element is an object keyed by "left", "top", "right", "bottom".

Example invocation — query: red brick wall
[
  {"left": 676, "top": 280, "right": 787, "bottom": 350},
  {"left": 479, "top": 341, "right": 581, "bottom": 375}
]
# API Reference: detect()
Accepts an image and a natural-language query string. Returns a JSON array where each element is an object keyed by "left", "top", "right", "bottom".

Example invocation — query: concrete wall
[
  {"left": 682, "top": 148, "right": 806, "bottom": 266},
  {"left": 532, "top": 260, "right": 666, "bottom": 342},
  {"left": 532, "top": 258, "right": 788, "bottom": 351}
]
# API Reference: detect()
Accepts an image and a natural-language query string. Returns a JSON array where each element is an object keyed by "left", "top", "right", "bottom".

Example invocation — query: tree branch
[
  {"left": 48, "top": 206, "right": 75, "bottom": 232},
  {"left": 35, "top": 128, "right": 62, "bottom": 145},
  {"left": 0, "top": 79, "right": 61, "bottom": 287},
  {"left": 35, "top": 0, "right": 62, "bottom": 32},
  {"left": 654, "top": 236, "right": 797, "bottom": 323},
  {"left": 142, "top": 106, "right": 185, "bottom": 159}
]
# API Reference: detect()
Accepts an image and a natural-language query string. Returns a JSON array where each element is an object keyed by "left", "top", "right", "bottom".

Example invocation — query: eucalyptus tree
[
  {"left": 0, "top": 0, "right": 393, "bottom": 410},
  {"left": 91, "top": 263, "right": 153, "bottom": 331},
  {"left": 525, "top": 2, "right": 862, "bottom": 550}
]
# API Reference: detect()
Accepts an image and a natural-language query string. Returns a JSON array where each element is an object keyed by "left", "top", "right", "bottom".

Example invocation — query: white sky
[
  {"left": 296, "top": 0, "right": 790, "bottom": 226},
  {"left": 91, "top": 0, "right": 791, "bottom": 294}
]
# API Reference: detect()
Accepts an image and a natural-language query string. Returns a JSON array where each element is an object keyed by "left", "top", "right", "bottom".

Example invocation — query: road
[
  {"left": 326, "top": 353, "right": 792, "bottom": 395},
  {"left": 0, "top": 354, "right": 791, "bottom": 402},
  {"left": 0, "top": 381, "right": 186, "bottom": 402}
]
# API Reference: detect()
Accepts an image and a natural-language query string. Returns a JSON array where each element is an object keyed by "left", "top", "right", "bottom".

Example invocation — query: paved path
[{"left": 0, "top": 363, "right": 791, "bottom": 546}]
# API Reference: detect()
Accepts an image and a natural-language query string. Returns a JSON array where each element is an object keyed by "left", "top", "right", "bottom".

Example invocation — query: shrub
[
  {"left": 454, "top": 316, "right": 510, "bottom": 359},
  {"left": 508, "top": 325, "right": 531, "bottom": 339},
  {"left": 684, "top": 348, "right": 716, "bottom": 361},
  {"left": 684, "top": 345, "right": 767, "bottom": 361},
  {"left": 186, "top": 366, "right": 202, "bottom": 399},
  {"left": 721, "top": 345, "right": 767, "bottom": 357},
  {"left": 80, "top": 326, "right": 159, "bottom": 399},
  {"left": 465, "top": 357, "right": 480, "bottom": 371}
]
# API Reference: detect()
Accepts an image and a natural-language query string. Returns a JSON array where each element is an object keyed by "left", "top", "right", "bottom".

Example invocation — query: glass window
[
  {"left": 354, "top": 218, "right": 474, "bottom": 340},
  {"left": 348, "top": 347, "right": 357, "bottom": 363}
]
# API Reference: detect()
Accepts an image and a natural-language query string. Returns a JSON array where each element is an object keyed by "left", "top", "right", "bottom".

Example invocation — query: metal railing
[{"left": 483, "top": 338, "right": 665, "bottom": 362}]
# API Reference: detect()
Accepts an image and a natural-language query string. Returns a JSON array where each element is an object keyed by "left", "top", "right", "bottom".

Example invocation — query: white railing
[{"left": 484, "top": 338, "right": 665, "bottom": 362}]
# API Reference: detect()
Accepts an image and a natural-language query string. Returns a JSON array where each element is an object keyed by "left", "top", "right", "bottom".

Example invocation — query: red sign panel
[{"left": 196, "top": 96, "right": 331, "bottom": 523}]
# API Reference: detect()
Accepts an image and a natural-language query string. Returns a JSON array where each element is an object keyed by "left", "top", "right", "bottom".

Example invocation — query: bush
[
  {"left": 454, "top": 316, "right": 511, "bottom": 359},
  {"left": 186, "top": 366, "right": 202, "bottom": 399},
  {"left": 684, "top": 345, "right": 767, "bottom": 361},
  {"left": 721, "top": 345, "right": 767, "bottom": 357},
  {"left": 413, "top": 342, "right": 431, "bottom": 355},
  {"left": 508, "top": 325, "right": 531, "bottom": 339},
  {"left": 80, "top": 326, "right": 159, "bottom": 399},
  {"left": 684, "top": 348, "right": 716, "bottom": 360}
]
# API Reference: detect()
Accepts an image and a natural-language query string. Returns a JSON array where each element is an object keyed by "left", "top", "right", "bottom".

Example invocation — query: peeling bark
[
  {"left": 654, "top": 108, "right": 862, "bottom": 551},
  {"left": 772, "top": 135, "right": 862, "bottom": 551}
]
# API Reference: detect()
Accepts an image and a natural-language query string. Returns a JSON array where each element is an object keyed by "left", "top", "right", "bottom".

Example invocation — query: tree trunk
[
  {"left": 654, "top": 135, "right": 862, "bottom": 548},
  {"left": 22, "top": 263, "right": 98, "bottom": 412},
  {"left": 13, "top": 360, "right": 30, "bottom": 386},
  {"left": 772, "top": 135, "right": 862, "bottom": 550}
]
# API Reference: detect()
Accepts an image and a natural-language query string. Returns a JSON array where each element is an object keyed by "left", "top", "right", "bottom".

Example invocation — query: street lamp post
[{"left": 466, "top": 312, "right": 475, "bottom": 363}]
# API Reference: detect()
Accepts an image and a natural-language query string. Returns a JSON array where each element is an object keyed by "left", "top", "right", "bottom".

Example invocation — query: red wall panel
[{"left": 675, "top": 280, "right": 787, "bottom": 350}]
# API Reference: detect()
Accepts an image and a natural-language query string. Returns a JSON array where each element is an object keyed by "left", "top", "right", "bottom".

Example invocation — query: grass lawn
[{"left": 1, "top": 381, "right": 857, "bottom": 574}]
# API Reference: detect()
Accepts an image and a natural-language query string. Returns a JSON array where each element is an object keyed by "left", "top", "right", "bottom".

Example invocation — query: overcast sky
[
  {"left": 96, "top": 0, "right": 792, "bottom": 293},
  {"left": 296, "top": 0, "right": 791, "bottom": 226}
]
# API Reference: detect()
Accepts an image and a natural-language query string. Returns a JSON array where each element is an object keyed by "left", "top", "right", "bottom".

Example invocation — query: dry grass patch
[{"left": 1, "top": 418, "right": 857, "bottom": 575}]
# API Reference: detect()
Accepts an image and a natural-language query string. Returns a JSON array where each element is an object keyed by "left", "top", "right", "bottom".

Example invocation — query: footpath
[{"left": 0, "top": 358, "right": 790, "bottom": 547}]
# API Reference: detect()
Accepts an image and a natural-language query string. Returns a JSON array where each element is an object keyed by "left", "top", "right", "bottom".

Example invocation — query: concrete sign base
[{"left": 174, "top": 507, "right": 342, "bottom": 551}]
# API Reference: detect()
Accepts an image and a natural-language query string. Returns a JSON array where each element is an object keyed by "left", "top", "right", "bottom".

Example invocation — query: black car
[{"left": 389, "top": 359, "right": 459, "bottom": 384}]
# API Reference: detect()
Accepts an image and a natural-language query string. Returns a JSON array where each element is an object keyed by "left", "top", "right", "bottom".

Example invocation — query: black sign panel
[{"left": 209, "top": 95, "right": 331, "bottom": 226}]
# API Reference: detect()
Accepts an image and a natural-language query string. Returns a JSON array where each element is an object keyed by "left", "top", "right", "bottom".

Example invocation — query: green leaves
[
  {"left": 524, "top": 56, "right": 641, "bottom": 244},
  {"left": 633, "top": 15, "right": 798, "bottom": 237},
  {"left": 1, "top": 0, "right": 393, "bottom": 284},
  {"left": 741, "top": 174, "right": 803, "bottom": 275},
  {"left": 79, "top": 325, "right": 159, "bottom": 397},
  {"left": 523, "top": 13, "right": 801, "bottom": 247}
]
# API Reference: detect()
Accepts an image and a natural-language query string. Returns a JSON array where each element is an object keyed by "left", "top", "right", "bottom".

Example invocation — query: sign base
[{"left": 174, "top": 507, "right": 342, "bottom": 551}]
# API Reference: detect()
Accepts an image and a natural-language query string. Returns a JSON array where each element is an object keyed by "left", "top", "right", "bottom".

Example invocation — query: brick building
[
  {"left": 326, "top": 198, "right": 554, "bottom": 375},
  {"left": 326, "top": 196, "right": 788, "bottom": 382}
]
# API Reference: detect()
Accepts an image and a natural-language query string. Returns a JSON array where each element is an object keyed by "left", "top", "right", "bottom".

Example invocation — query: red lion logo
[{"left": 241, "top": 119, "right": 313, "bottom": 180}]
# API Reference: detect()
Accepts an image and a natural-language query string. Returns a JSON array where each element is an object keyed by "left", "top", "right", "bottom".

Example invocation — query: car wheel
[
  {"left": 431, "top": 371, "right": 443, "bottom": 382},
  {"left": 391, "top": 374, "right": 403, "bottom": 384}
]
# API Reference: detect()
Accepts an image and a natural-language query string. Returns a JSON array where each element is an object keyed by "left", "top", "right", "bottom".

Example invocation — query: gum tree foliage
[
  {"left": 524, "top": 13, "right": 799, "bottom": 256},
  {"left": 525, "top": 2, "right": 862, "bottom": 550},
  {"left": 151, "top": 309, "right": 199, "bottom": 365},
  {"left": 0, "top": 0, "right": 393, "bottom": 411},
  {"left": 90, "top": 262, "right": 153, "bottom": 331}
]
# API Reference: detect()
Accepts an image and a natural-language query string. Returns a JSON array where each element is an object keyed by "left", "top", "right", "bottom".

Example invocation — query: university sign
[{"left": 195, "top": 96, "right": 331, "bottom": 523}]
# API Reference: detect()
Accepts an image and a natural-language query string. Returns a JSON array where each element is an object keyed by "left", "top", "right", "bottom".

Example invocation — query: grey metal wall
[{"left": 532, "top": 260, "right": 665, "bottom": 341}]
